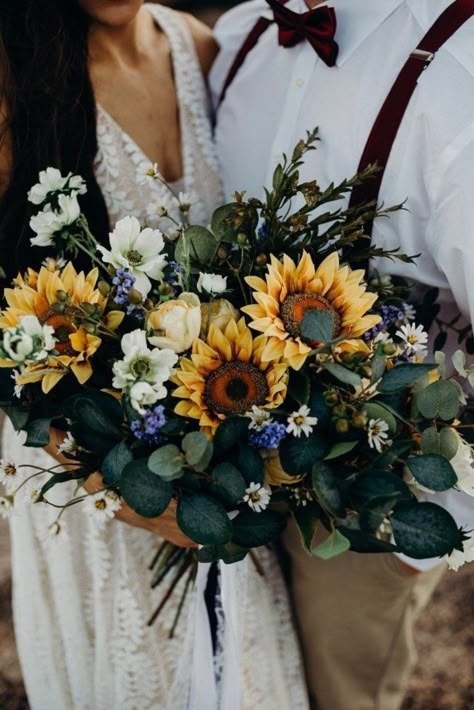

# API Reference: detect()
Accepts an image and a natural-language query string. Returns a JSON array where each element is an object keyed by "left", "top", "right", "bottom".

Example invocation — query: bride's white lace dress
[{"left": 2, "top": 5, "right": 309, "bottom": 710}]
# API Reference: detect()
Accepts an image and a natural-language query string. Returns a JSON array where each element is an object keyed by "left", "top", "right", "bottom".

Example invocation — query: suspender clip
[{"left": 410, "top": 49, "right": 435, "bottom": 65}]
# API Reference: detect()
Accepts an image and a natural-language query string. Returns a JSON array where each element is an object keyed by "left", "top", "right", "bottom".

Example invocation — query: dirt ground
[{"left": 0, "top": 518, "right": 473, "bottom": 710}]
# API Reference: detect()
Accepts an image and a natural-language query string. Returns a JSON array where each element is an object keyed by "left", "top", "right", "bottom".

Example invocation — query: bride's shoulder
[{"left": 181, "top": 12, "right": 219, "bottom": 78}]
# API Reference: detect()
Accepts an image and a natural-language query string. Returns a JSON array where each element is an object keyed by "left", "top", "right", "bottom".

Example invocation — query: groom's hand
[{"left": 45, "top": 428, "right": 198, "bottom": 549}]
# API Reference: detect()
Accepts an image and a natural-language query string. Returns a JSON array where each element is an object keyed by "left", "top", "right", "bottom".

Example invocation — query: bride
[{"left": 0, "top": 1, "right": 309, "bottom": 709}]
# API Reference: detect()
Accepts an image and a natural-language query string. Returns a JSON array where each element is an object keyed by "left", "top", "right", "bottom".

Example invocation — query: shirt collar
[{"left": 272, "top": 0, "right": 406, "bottom": 67}]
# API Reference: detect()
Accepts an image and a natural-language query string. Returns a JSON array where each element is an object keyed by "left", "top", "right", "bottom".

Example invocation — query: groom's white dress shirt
[{"left": 211, "top": 0, "right": 474, "bottom": 570}]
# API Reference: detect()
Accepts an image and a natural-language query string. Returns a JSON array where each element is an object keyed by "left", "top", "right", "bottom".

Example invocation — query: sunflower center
[
  {"left": 280, "top": 293, "right": 341, "bottom": 345},
  {"left": 126, "top": 249, "right": 143, "bottom": 266},
  {"left": 95, "top": 499, "right": 107, "bottom": 511},
  {"left": 39, "top": 311, "right": 76, "bottom": 355},
  {"left": 130, "top": 357, "right": 152, "bottom": 379},
  {"left": 204, "top": 361, "right": 269, "bottom": 416}
]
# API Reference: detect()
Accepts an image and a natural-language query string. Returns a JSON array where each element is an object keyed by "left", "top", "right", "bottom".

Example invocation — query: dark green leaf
[
  {"left": 287, "top": 370, "right": 310, "bottom": 407},
  {"left": 177, "top": 493, "right": 232, "bottom": 545},
  {"left": 182, "top": 432, "right": 213, "bottom": 471},
  {"left": 392, "top": 502, "right": 462, "bottom": 558},
  {"left": 38, "top": 472, "right": 79, "bottom": 501},
  {"left": 236, "top": 445, "right": 264, "bottom": 485},
  {"left": 24, "top": 418, "right": 51, "bottom": 447},
  {"left": 293, "top": 506, "right": 320, "bottom": 554},
  {"left": 406, "top": 454, "right": 457, "bottom": 492},
  {"left": 324, "top": 440, "right": 358, "bottom": 460},
  {"left": 1, "top": 405, "right": 30, "bottom": 432},
  {"left": 378, "top": 364, "right": 437, "bottom": 394},
  {"left": 301, "top": 309, "right": 334, "bottom": 344},
  {"left": 337, "top": 526, "right": 399, "bottom": 553},
  {"left": 309, "top": 387, "right": 332, "bottom": 428},
  {"left": 415, "top": 380, "right": 460, "bottom": 421},
  {"left": 63, "top": 392, "right": 122, "bottom": 437},
  {"left": 324, "top": 362, "right": 363, "bottom": 389},
  {"left": 213, "top": 417, "right": 249, "bottom": 457},
  {"left": 175, "top": 226, "right": 218, "bottom": 265},
  {"left": 312, "top": 462, "right": 345, "bottom": 517},
  {"left": 371, "top": 347, "right": 387, "bottom": 384},
  {"left": 210, "top": 462, "right": 247, "bottom": 505},
  {"left": 359, "top": 493, "right": 401, "bottom": 532},
  {"left": 102, "top": 441, "right": 133, "bottom": 486},
  {"left": 196, "top": 542, "right": 249, "bottom": 564},
  {"left": 232, "top": 508, "right": 286, "bottom": 548},
  {"left": 148, "top": 444, "right": 185, "bottom": 481},
  {"left": 120, "top": 459, "right": 172, "bottom": 518},
  {"left": 280, "top": 432, "right": 331, "bottom": 475},
  {"left": 349, "top": 471, "right": 412, "bottom": 508}
]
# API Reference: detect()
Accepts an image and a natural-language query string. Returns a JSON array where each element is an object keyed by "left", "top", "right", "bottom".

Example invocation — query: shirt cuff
[{"left": 394, "top": 552, "right": 445, "bottom": 572}]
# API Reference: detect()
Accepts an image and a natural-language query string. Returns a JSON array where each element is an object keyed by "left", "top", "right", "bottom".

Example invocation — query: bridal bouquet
[{"left": 1, "top": 130, "right": 473, "bottom": 619}]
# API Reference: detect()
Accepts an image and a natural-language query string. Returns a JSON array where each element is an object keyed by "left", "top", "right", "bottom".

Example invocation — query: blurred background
[{"left": 0, "top": 2, "right": 473, "bottom": 709}]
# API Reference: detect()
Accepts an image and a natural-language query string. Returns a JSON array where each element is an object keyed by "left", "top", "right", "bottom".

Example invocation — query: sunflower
[
  {"left": 242, "top": 251, "right": 381, "bottom": 370},
  {"left": 0, "top": 262, "right": 123, "bottom": 392},
  {"left": 172, "top": 318, "right": 288, "bottom": 435}
]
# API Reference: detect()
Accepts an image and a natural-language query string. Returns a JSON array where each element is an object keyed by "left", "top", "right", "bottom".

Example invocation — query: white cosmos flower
[
  {"left": 0, "top": 459, "right": 20, "bottom": 493},
  {"left": 197, "top": 272, "right": 227, "bottom": 296},
  {"left": 287, "top": 405, "right": 318, "bottom": 438},
  {"left": 246, "top": 405, "right": 272, "bottom": 431},
  {"left": 97, "top": 216, "right": 167, "bottom": 297},
  {"left": 395, "top": 323, "right": 429, "bottom": 355},
  {"left": 83, "top": 489, "right": 122, "bottom": 525},
  {"left": 30, "top": 194, "right": 81, "bottom": 247},
  {"left": 243, "top": 482, "right": 271, "bottom": 513},
  {"left": 446, "top": 531, "right": 474, "bottom": 571},
  {"left": 367, "top": 418, "right": 391, "bottom": 453},
  {"left": 178, "top": 192, "right": 192, "bottom": 212},
  {"left": 27, "top": 168, "right": 86, "bottom": 205},
  {"left": 2, "top": 315, "right": 56, "bottom": 364},
  {"left": 450, "top": 436, "right": 474, "bottom": 497},
  {"left": 0, "top": 496, "right": 13, "bottom": 519}
]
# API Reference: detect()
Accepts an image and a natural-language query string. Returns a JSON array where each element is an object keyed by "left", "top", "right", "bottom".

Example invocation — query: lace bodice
[
  {"left": 94, "top": 3, "right": 222, "bottom": 231},
  {"left": 4, "top": 6, "right": 309, "bottom": 710}
]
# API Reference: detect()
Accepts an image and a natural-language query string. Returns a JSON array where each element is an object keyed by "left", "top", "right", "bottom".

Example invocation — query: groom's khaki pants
[{"left": 283, "top": 521, "right": 446, "bottom": 710}]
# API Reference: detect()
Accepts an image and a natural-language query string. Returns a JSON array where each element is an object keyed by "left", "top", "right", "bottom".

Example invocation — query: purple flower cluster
[
  {"left": 364, "top": 303, "right": 410, "bottom": 340},
  {"left": 130, "top": 404, "right": 167, "bottom": 446},
  {"left": 249, "top": 421, "right": 287, "bottom": 450},
  {"left": 167, "top": 261, "right": 185, "bottom": 294},
  {"left": 112, "top": 268, "right": 135, "bottom": 305}
]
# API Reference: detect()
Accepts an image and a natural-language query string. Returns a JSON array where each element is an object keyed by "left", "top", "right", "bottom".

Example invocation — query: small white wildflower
[
  {"left": 446, "top": 532, "right": 474, "bottom": 571},
  {"left": 246, "top": 405, "right": 272, "bottom": 431},
  {"left": 0, "top": 496, "right": 13, "bottom": 519},
  {"left": 287, "top": 405, "right": 318, "bottom": 438},
  {"left": 84, "top": 489, "right": 122, "bottom": 524},
  {"left": 138, "top": 162, "right": 163, "bottom": 186},
  {"left": 374, "top": 331, "right": 393, "bottom": 346},
  {"left": 30, "top": 193, "right": 81, "bottom": 248},
  {"left": 0, "top": 459, "right": 20, "bottom": 493},
  {"left": 57, "top": 432, "right": 78, "bottom": 457},
  {"left": 396, "top": 323, "right": 429, "bottom": 355},
  {"left": 11, "top": 372, "right": 23, "bottom": 399},
  {"left": 367, "top": 418, "right": 391, "bottom": 453},
  {"left": 290, "top": 488, "right": 314, "bottom": 508},
  {"left": 404, "top": 304, "right": 416, "bottom": 322},
  {"left": 22, "top": 483, "right": 42, "bottom": 504},
  {"left": 243, "top": 482, "right": 271, "bottom": 513},
  {"left": 27, "top": 168, "right": 86, "bottom": 205},
  {"left": 197, "top": 272, "right": 227, "bottom": 296},
  {"left": 41, "top": 255, "right": 67, "bottom": 270},
  {"left": 178, "top": 192, "right": 192, "bottom": 212}
]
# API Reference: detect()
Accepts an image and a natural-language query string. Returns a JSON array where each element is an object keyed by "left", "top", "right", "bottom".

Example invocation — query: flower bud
[
  {"left": 333, "top": 404, "right": 346, "bottom": 418},
  {"left": 217, "top": 246, "right": 228, "bottom": 261},
  {"left": 383, "top": 343, "right": 397, "bottom": 356},
  {"left": 127, "top": 288, "right": 143, "bottom": 305},
  {"left": 143, "top": 298, "right": 155, "bottom": 311},
  {"left": 335, "top": 419, "right": 350, "bottom": 434},
  {"left": 256, "top": 253, "right": 268, "bottom": 267},
  {"left": 50, "top": 302, "right": 66, "bottom": 314},
  {"left": 159, "top": 283, "right": 173, "bottom": 297},
  {"left": 98, "top": 280, "right": 111, "bottom": 297},
  {"left": 82, "top": 323, "right": 96, "bottom": 335},
  {"left": 81, "top": 302, "right": 97, "bottom": 316},
  {"left": 55, "top": 290, "right": 68, "bottom": 302},
  {"left": 352, "top": 414, "right": 368, "bottom": 430},
  {"left": 237, "top": 232, "right": 247, "bottom": 245},
  {"left": 324, "top": 390, "right": 339, "bottom": 404}
]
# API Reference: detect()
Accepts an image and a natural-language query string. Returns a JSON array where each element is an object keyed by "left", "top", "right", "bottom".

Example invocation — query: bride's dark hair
[{"left": 0, "top": 0, "right": 109, "bottom": 281}]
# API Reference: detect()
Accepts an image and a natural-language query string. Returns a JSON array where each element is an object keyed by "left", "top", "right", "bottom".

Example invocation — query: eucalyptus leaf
[
  {"left": 148, "top": 444, "right": 185, "bottom": 481},
  {"left": 280, "top": 432, "right": 331, "bottom": 475},
  {"left": 236, "top": 444, "right": 264, "bottom": 485},
  {"left": 120, "top": 459, "right": 172, "bottom": 518},
  {"left": 312, "top": 529, "right": 350, "bottom": 560},
  {"left": 312, "top": 461, "right": 345, "bottom": 517},
  {"left": 337, "top": 526, "right": 399, "bottom": 553},
  {"left": 24, "top": 418, "right": 51, "bottom": 447},
  {"left": 420, "top": 427, "right": 459, "bottom": 460},
  {"left": 210, "top": 462, "right": 247, "bottom": 505},
  {"left": 102, "top": 441, "right": 133, "bottom": 486},
  {"left": 1, "top": 405, "right": 30, "bottom": 432},
  {"left": 324, "top": 440, "right": 358, "bottom": 460},
  {"left": 391, "top": 502, "right": 462, "bottom": 558},
  {"left": 406, "top": 454, "right": 457, "bottom": 492},
  {"left": 177, "top": 493, "right": 232, "bottom": 545},
  {"left": 359, "top": 493, "right": 401, "bottom": 532},
  {"left": 324, "top": 362, "right": 363, "bottom": 389},
  {"left": 232, "top": 508, "right": 286, "bottom": 548},
  {"left": 415, "top": 380, "right": 460, "bottom": 421},
  {"left": 63, "top": 392, "right": 123, "bottom": 437},
  {"left": 378, "top": 364, "right": 437, "bottom": 394},
  {"left": 175, "top": 225, "right": 218, "bottom": 266},
  {"left": 349, "top": 471, "right": 412, "bottom": 508},
  {"left": 288, "top": 370, "right": 310, "bottom": 407},
  {"left": 182, "top": 432, "right": 213, "bottom": 471},
  {"left": 213, "top": 416, "right": 249, "bottom": 457},
  {"left": 293, "top": 506, "right": 320, "bottom": 554},
  {"left": 301, "top": 309, "right": 334, "bottom": 344}
]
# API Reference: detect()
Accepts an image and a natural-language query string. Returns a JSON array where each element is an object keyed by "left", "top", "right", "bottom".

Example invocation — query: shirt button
[{"left": 295, "top": 78, "right": 304, "bottom": 88}]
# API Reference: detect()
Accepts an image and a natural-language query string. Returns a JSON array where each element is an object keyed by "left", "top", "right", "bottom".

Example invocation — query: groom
[{"left": 210, "top": 1, "right": 474, "bottom": 708}]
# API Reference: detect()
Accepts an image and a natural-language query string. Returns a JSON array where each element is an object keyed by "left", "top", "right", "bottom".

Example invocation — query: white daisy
[
  {"left": 243, "top": 482, "right": 271, "bottom": 513},
  {"left": 0, "top": 459, "right": 20, "bottom": 493},
  {"left": 137, "top": 162, "right": 163, "bottom": 186},
  {"left": 83, "top": 489, "right": 122, "bottom": 525},
  {"left": 373, "top": 331, "right": 393, "bottom": 346},
  {"left": 367, "top": 418, "right": 391, "bottom": 453},
  {"left": 287, "top": 405, "right": 318, "bottom": 438},
  {"left": 178, "top": 192, "right": 192, "bottom": 213},
  {"left": 197, "top": 272, "right": 227, "bottom": 296},
  {"left": 41, "top": 255, "right": 67, "bottom": 271},
  {"left": 246, "top": 406, "right": 272, "bottom": 431},
  {"left": 57, "top": 432, "right": 78, "bottom": 457},
  {"left": 97, "top": 216, "right": 167, "bottom": 297},
  {"left": 404, "top": 304, "right": 416, "bottom": 322},
  {"left": 395, "top": 323, "right": 429, "bottom": 355},
  {"left": 0, "top": 496, "right": 13, "bottom": 519},
  {"left": 446, "top": 532, "right": 474, "bottom": 571}
]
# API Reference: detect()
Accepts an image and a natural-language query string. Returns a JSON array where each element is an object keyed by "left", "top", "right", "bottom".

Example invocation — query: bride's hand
[{"left": 45, "top": 428, "right": 198, "bottom": 549}]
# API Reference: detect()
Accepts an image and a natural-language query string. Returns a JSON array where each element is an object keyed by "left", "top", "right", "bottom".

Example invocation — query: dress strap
[
  {"left": 218, "top": 0, "right": 290, "bottom": 107},
  {"left": 347, "top": 0, "right": 474, "bottom": 268}
]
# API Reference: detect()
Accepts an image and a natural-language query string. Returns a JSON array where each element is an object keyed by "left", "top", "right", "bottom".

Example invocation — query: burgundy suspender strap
[
  {"left": 218, "top": 0, "right": 290, "bottom": 107},
  {"left": 347, "top": 0, "right": 474, "bottom": 267}
]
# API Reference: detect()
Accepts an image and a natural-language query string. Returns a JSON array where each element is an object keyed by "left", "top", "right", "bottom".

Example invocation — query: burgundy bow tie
[{"left": 266, "top": 0, "right": 339, "bottom": 67}]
